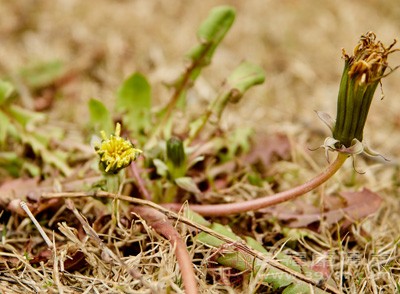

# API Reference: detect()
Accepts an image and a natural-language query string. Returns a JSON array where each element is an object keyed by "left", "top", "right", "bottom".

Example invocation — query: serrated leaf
[
  {"left": 157, "top": 6, "right": 236, "bottom": 123},
  {"left": 88, "top": 98, "right": 113, "bottom": 135},
  {"left": 175, "top": 177, "right": 201, "bottom": 195},
  {"left": 116, "top": 72, "right": 151, "bottom": 133},
  {"left": 197, "top": 223, "right": 332, "bottom": 293}
]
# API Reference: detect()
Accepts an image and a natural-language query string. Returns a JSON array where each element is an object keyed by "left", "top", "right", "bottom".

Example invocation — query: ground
[{"left": 0, "top": 1, "right": 399, "bottom": 293}]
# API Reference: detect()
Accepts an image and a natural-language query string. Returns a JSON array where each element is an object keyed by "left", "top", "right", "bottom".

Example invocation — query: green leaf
[
  {"left": 8, "top": 105, "right": 45, "bottom": 127},
  {"left": 151, "top": 6, "right": 235, "bottom": 137},
  {"left": 22, "top": 161, "right": 41, "bottom": 177},
  {"left": 227, "top": 127, "right": 253, "bottom": 158},
  {"left": 184, "top": 209, "right": 211, "bottom": 227},
  {"left": 244, "top": 236, "right": 268, "bottom": 254},
  {"left": 187, "top": 6, "right": 236, "bottom": 66},
  {"left": 0, "top": 152, "right": 23, "bottom": 177},
  {"left": 197, "top": 223, "right": 332, "bottom": 293},
  {"left": 202, "top": 62, "right": 265, "bottom": 126},
  {"left": 227, "top": 61, "right": 265, "bottom": 103},
  {"left": 0, "top": 80, "right": 15, "bottom": 105},
  {"left": 88, "top": 98, "right": 113, "bottom": 135},
  {"left": 116, "top": 72, "right": 151, "bottom": 133},
  {"left": 22, "top": 132, "right": 72, "bottom": 176},
  {"left": 19, "top": 60, "right": 65, "bottom": 89},
  {"left": 175, "top": 177, "right": 201, "bottom": 195},
  {"left": 153, "top": 158, "right": 169, "bottom": 178},
  {"left": 197, "top": 223, "right": 240, "bottom": 247}
]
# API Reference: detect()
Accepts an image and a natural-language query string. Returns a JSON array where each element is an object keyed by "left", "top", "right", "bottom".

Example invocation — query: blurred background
[{"left": 1, "top": 0, "right": 399, "bottom": 158}]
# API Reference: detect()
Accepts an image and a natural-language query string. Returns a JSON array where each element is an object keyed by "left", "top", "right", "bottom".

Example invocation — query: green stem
[
  {"left": 164, "top": 184, "right": 178, "bottom": 203},
  {"left": 105, "top": 173, "right": 122, "bottom": 244},
  {"left": 163, "top": 153, "right": 349, "bottom": 216},
  {"left": 105, "top": 174, "right": 120, "bottom": 194},
  {"left": 187, "top": 92, "right": 230, "bottom": 145},
  {"left": 147, "top": 43, "right": 213, "bottom": 146}
]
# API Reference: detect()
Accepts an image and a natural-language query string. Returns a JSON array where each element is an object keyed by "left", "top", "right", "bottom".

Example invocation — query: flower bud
[{"left": 166, "top": 137, "right": 186, "bottom": 168}]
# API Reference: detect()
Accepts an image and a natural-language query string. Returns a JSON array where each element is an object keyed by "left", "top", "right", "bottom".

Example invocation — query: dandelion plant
[{"left": 166, "top": 32, "right": 399, "bottom": 216}]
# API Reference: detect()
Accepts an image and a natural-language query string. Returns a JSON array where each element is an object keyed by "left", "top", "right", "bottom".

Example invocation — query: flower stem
[
  {"left": 130, "top": 162, "right": 152, "bottom": 201},
  {"left": 164, "top": 153, "right": 349, "bottom": 216},
  {"left": 106, "top": 174, "right": 120, "bottom": 194},
  {"left": 131, "top": 206, "right": 199, "bottom": 294},
  {"left": 129, "top": 164, "right": 198, "bottom": 293}
]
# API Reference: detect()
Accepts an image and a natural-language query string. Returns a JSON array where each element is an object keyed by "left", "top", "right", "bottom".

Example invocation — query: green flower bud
[
  {"left": 333, "top": 32, "right": 397, "bottom": 147},
  {"left": 95, "top": 123, "right": 142, "bottom": 174},
  {"left": 166, "top": 137, "right": 186, "bottom": 168}
]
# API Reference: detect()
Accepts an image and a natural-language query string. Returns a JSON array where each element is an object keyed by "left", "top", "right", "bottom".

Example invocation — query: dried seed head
[
  {"left": 317, "top": 32, "right": 398, "bottom": 161},
  {"left": 332, "top": 32, "right": 399, "bottom": 148}
]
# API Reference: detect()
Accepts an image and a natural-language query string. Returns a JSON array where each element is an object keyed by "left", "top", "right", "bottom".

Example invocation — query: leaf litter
[{"left": 266, "top": 188, "right": 383, "bottom": 229}]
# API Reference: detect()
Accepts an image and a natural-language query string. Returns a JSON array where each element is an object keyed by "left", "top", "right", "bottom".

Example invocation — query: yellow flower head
[{"left": 95, "top": 123, "right": 142, "bottom": 174}]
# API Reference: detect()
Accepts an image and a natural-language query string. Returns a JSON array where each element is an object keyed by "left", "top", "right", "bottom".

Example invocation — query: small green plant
[
  {"left": 164, "top": 31, "right": 399, "bottom": 216},
  {"left": 0, "top": 69, "right": 72, "bottom": 177},
  {"left": 88, "top": 6, "right": 265, "bottom": 202}
]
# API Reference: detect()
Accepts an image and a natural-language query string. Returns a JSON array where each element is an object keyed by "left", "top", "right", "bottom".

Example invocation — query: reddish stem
[
  {"left": 132, "top": 206, "right": 198, "bottom": 294},
  {"left": 130, "top": 163, "right": 198, "bottom": 293},
  {"left": 130, "top": 162, "right": 152, "bottom": 201},
  {"left": 163, "top": 153, "right": 348, "bottom": 216}
]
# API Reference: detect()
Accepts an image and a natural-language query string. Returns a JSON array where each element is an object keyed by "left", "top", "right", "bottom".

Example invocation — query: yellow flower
[{"left": 95, "top": 123, "right": 142, "bottom": 174}]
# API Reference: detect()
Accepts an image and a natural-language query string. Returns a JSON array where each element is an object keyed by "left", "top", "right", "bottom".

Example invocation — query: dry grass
[{"left": 0, "top": 1, "right": 399, "bottom": 293}]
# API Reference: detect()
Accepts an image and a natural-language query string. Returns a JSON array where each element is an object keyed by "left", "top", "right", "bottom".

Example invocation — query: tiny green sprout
[
  {"left": 318, "top": 32, "right": 399, "bottom": 158},
  {"left": 94, "top": 123, "right": 142, "bottom": 174}
]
